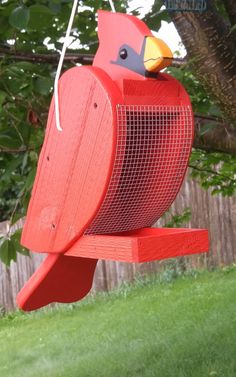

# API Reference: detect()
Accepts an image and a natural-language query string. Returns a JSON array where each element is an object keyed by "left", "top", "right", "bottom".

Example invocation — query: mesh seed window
[
  {"left": 87, "top": 105, "right": 193, "bottom": 234},
  {"left": 164, "top": 0, "right": 207, "bottom": 12}
]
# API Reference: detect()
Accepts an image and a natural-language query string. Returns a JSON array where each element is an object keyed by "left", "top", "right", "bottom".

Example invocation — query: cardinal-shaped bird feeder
[{"left": 17, "top": 11, "right": 209, "bottom": 311}]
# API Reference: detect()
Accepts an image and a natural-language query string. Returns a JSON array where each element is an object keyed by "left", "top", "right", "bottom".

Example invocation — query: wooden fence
[{"left": 0, "top": 171, "right": 236, "bottom": 311}]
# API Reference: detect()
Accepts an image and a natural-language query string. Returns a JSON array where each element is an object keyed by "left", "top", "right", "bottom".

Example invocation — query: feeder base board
[
  {"left": 65, "top": 228, "right": 209, "bottom": 262},
  {"left": 17, "top": 228, "right": 209, "bottom": 311}
]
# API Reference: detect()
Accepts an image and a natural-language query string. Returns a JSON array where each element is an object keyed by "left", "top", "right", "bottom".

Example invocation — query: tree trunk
[
  {"left": 170, "top": 0, "right": 236, "bottom": 127},
  {"left": 193, "top": 114, "right": 236, "bottom": 154}
]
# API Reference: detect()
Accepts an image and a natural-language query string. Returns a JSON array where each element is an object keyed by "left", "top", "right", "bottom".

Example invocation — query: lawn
[{"left": 0, "top": 266, "right": 236, "bottom": 377}]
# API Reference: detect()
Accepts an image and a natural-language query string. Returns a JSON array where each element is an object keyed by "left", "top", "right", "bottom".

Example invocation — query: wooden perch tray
[{"left": 65, "top": 228, "right": 209, "bottom": 263}]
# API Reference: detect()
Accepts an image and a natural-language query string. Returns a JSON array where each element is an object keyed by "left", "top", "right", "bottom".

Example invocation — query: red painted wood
[
  {"left": 122, "top": 74, "right": 191, "bottom": 106},
  {"left": 17, "top": 227, "right": 208, "bottom": 311},
  {"left": 94, "top": 10, "right": 152, "bottom": 82},
  {"left": 65, "top": 228, "right": 209, "bottom": 262},
  {"left": 17, "top": 254, "right": 97, "bottom": 311},
  {"left": 21, "top": 66, "right": 123, "bottom": 253}
]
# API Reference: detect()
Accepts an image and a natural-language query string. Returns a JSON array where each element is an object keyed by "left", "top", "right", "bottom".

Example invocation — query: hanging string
[
  {"left": 108, "top": 0, "right": 116, "bottom": 12},
  {"left": 54, "top": 0, "right": 79, "bottom": 131},
  {"left": 54, "top": 0, "right": 116, "bottom": 131}
]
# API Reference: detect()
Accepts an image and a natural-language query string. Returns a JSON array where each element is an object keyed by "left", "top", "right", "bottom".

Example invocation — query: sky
[{"left": 128, "top": 0, "right": 186, "bottom": 56}]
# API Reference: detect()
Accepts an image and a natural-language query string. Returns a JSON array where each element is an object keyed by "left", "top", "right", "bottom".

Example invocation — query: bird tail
[{"left": 16, "top": 254, "right": 98, "bottom": 311}]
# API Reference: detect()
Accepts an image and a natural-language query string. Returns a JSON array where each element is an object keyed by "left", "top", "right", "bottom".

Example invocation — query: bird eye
[{"left": 119, "top": 48, "right": 128, "bottom": 60}]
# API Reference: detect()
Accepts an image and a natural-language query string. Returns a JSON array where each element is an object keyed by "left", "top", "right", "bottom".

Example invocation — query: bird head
[{"left": 93, "top": 11, "right": 173, "bottom": 82}]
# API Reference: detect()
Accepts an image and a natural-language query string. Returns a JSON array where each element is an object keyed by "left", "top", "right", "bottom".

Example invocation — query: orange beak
[{"left": 143, "top": 36, "right": 173, "bottom": 72}]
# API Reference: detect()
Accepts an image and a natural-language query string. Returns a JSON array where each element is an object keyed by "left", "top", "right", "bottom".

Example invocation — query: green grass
[{"left": 1, "top": 266, "right": 236, "bottom": 377}]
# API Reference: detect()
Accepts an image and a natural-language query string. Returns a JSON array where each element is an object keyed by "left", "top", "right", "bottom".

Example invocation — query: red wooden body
[
  {"left": 21, "top": 66, "right": 123, "bottom": 253},
  {"left": 17, "top": 10, "right": 209, "bottom": 311},
  {"left": 21, "top": 69, "right": 193, "bottom": 251}
]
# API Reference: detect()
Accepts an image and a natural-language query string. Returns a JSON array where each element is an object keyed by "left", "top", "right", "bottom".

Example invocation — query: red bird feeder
[{"left": 17, "top": 11, "right": 209, "bottom": 311}]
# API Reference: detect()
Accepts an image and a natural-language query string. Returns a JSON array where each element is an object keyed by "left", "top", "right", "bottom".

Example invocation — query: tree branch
[
  {"left": 1, "top": 45, "right": 236, "bottom": 156},
  {"left": 0, "top": 47, "right": 186, "bottom": 68},
  {"left": 193, "top": 113, "right": 236, "bottom": 155},
  {"left": 188, "top": 163, "right": 236, "bottom": 184},
  {"left": 0, "top": 147, "right": 32, "bottom": 154},
  {"left": 0, "top": 48, "right": 94, "bottom": 65},
  {"left": 1, "top": 114, "right": 236, "bottom": 156}
]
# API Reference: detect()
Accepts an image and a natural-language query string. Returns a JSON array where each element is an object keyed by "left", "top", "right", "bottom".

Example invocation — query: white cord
[
  {"left": 54, "top": 0, "right": 116, "bottom": 131},
  {"left": 54, "top": 0, "right": 78, "bottom": 131},
  {"left": 108, "top": 0, "right": 116, "bottom": 12}
]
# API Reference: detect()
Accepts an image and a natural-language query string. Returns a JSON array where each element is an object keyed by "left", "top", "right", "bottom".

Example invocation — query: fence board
[{"left": 0, "top": 172, "right": 235, "bottom": 311}]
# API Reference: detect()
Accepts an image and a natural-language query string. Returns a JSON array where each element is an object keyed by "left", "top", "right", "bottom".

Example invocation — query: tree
[
  {"left": 146, "top": 0, "right": 236, "bottom": 196},
  {"left": 171, "top": 0, "right": 236, "bottom": 127},
  {"left": 0, "top": 0, "right": 235, "bottom": 264}
]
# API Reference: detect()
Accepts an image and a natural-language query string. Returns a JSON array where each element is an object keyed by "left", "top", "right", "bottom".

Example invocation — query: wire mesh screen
[
  {"left": 86, "top": 105, "right": 193, "bottom": 235},
  {"left": 163, "top": 0, "right": 207, "bottom": 11}
]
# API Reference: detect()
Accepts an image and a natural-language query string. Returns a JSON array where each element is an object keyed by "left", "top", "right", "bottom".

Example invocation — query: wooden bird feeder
[{"left": 17, "top": 10, "right": 209, "bottom": 311}]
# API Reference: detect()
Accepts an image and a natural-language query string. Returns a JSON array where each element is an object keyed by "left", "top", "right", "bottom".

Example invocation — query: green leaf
[
  {"left": 10, "top": 229, "right": 22, "bottom": 243},
  {"left": 11, "top": 229, "right": 29, "bottom": 256},
  {"left": 0, "top": 134, "right": 16, "bottom": 148},
  {"left": 33, "top": 77, "right": 52, "bottom": 95},
  {"left": 17, "top": 246, "right": 29, "bottom": 256},
  {"left": 165, "top": 208, "right": 191, "bottom": 228},
  {"left": 10, "top": 213, "right": 23, "bottom": 226},
  {"left": 49, "top": 0, "right": 61, "bottom": 14},
  {"left": 8, "top": 239, "right": 16, "bottom": 262},
  {"left": 28, "top": 5, "right": 54, "bottom": 30},
  {"left": 1, "top": 156, "right": 22, "bottom": 181},
  {"left": 24, "top": 167, "right": 37, "bottom": 191},
  {"left": 29, "top": 4, "right": 54, "bottom": 15},
  {"left": 9, "top": 6, "right": 29, "bottom": 30},
  {"left": 0, "top": 132, "right": 22, "bottom": 149},
  {"left": 144, "top": 2, "right": 170, "bottom": 31},
  {"left": 0, "top": 238, "right": 17, "bottom": 266},
  {"left": 0, "top": 238, "right": 9, "bottom": 265},
  {"left": 200, "top": 123, "right": 217, "bottom": 136},
  {"left": 0, "top": 90, "right": 6, "bottom": 106},
  {"left": 230, "top": 24, "right": 236, "bottom": 32}
]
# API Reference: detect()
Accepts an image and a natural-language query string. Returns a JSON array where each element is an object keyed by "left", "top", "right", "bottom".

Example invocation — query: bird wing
[{"left": 21, "top": 66, "right": 123, "bottom": 253}]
